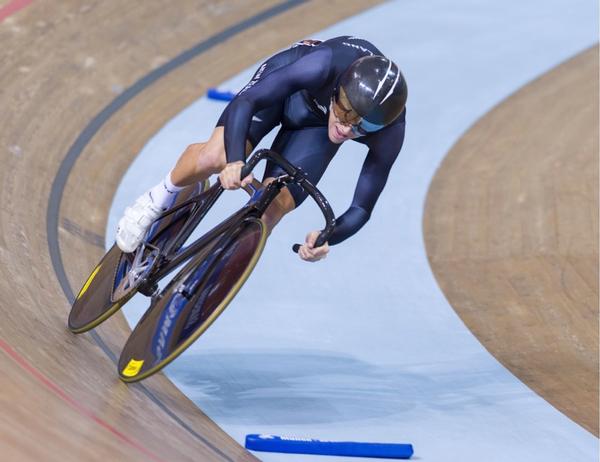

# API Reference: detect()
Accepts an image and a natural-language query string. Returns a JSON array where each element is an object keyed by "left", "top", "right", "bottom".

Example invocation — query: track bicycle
[{"left": 68, "top": 149, "right": 336, "bottom": 382}]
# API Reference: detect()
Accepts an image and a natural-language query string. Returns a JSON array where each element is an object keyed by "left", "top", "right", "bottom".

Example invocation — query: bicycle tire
[{"left": 118, "top": 217, "right": 267, "bottom": 382}]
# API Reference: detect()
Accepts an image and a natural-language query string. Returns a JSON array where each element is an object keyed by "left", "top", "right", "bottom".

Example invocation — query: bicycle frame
[
  {"left": 136, "top": 149, "right": 336, "bottom": 294},
  {"left": 138, "top": 175, "right": 283, "bottom": 290}
]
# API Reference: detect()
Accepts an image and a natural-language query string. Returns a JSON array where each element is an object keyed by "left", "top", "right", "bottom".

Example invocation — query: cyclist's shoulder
[
  {"left": 294, "top": 36, "right": 382, "bottom": 61},
  {"left": 286, "top": 40, "right": 335, "bottom": 85},
  {"left": 320, "top": 36, "right": 384, "bottom": 57}
]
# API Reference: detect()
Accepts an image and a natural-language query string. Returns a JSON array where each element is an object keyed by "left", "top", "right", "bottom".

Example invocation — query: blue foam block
[
  {"left": 207, "top": 88, "right": 236, "bottom": 102},
  {"left": 245, "top": 434, "right": 413, "bottom": 459}
]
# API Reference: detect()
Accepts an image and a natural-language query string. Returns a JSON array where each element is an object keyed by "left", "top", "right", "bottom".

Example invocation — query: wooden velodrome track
[
  {"left": 0, "top": 2, "right": 597, "bottom": 462},
  {"left": 424, "top": 46, "right": 599, "bottom": 436}
]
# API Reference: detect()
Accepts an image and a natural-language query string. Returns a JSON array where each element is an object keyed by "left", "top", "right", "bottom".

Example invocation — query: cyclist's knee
[
  {"left": 183, "top": 142, "right": 205, "bottom": 158},
  {"left": 262, "top": 182, "right": 295, "bottom": 232},
  {"left": 273, "top": 187, "right": 295, "bottom": 214},
  {"left": 189, "top": 137, "right": 226, "bottom": 175}
]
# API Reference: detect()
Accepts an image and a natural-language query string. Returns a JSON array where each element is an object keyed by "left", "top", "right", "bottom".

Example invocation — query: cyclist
[{"left": 116, "top": 36, "right": 407, "bottom": 262}]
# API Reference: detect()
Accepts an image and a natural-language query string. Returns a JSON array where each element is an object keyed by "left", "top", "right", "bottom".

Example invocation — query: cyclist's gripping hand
[
  {"left": 298, "top": 230, "right": 329, "bottom": 262},
  {"left": 219, "top": 161, "right": 254, "bottom": 190}
]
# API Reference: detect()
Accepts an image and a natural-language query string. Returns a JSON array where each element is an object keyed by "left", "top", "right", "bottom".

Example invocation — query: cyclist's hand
[
  {"left": 219, "top": 161, "right": 254, "bottom": 190},
  {"left": 298, "top": 230, "right": 329, "bottom": 262}
]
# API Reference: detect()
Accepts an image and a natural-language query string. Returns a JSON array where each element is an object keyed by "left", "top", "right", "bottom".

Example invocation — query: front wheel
[
  {"left": 118, "top": 217, "right": 267, "bottom": 382},
  {"left": 68, "top": 181, "right": 210, "bottom": 333},
  {"left": 67, "top": 243, "right": 158, "bottom": 333}
]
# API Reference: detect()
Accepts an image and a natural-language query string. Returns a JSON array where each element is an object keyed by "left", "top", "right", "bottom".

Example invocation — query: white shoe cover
[{"left": 116, "top": 192, "right": 163, "bottom": 253}]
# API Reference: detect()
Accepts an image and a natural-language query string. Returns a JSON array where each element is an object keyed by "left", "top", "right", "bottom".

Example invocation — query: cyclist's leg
[
  {"left": 115, "top": 128, "right": 228, "bottom": 253},
  {"left": 261, "top": 126, "right": 341, "bottom": 232},
  {"left": 169, "top": 127, "right": 230, "bottom": 186},
  {"left": 116, "top": 109, "right": 281, "bottom": 253}
]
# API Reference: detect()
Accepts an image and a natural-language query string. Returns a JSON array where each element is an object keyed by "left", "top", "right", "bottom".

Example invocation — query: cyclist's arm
[
  {"left": 328, "top": 118, "right": 406, "bottom": 245},
  {"left": 224, "top": 48, "right": 333, "bottom": 163}
]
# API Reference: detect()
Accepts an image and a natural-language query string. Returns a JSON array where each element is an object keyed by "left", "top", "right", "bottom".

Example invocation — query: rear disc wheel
[{"left": 118, "top": 217, "right": 267, "bottom": 382}]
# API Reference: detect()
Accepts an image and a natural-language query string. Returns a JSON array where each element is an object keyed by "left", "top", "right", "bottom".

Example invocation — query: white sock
[{"left": 148, "top": 171, "right": 184, "bottom": 211}]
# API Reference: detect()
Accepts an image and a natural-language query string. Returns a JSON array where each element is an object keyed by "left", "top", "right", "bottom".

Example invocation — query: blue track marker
[
  {"left": 207, "top": 88, "right": 236, "bottom": 102},
  {"left": 245, "top": 434, "right": 414, "bottom": 459}
]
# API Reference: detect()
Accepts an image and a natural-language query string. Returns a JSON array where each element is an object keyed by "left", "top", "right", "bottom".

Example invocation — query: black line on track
[{"left": 46, "top": 1, "right": 307, "bottom": 459}]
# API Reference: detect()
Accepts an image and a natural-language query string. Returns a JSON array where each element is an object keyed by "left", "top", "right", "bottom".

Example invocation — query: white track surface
[{"left": 107, "top": 1, "right": 599, "bottom": 461}]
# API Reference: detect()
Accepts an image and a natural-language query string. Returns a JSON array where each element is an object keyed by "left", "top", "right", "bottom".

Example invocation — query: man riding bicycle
[{"left": 116, "top": 36, "right": 407, "bottom": 262}]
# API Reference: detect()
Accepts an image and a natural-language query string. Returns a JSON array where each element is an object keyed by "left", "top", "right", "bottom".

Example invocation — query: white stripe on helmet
[
  {"left": 372, "top": 59, "right": 393, "bottom": 100},
  {"left": 380, "top": 67, "right": 400, "bottom": 105}
]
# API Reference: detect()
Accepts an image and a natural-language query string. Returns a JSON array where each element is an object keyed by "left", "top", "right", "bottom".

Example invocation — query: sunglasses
[{"left": 331, "top": 89, "right": 385, "bottom": 136}]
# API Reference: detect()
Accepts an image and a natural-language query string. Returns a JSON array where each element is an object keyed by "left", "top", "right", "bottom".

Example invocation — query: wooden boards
[{"left": 424, "top": 46, "right": 599, "bottom": 435}]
